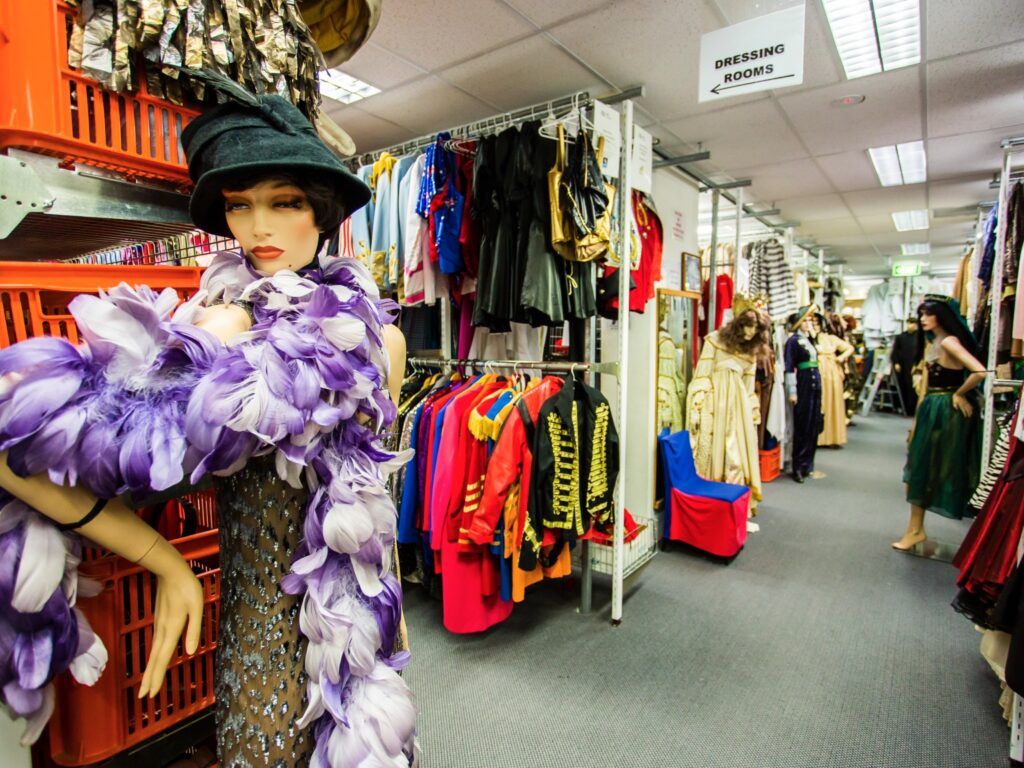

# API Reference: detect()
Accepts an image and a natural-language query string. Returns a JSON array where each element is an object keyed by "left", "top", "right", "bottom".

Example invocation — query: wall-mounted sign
[
  {"left": 631, "top": 124, "right": 653, "bottom": 194},
  {"left": 592, "top": 99, "right": 621, "bottom": 178},
  {"left": 698, "top": 4, "right": 805, "bottom": 103},
  {"left": 892, "top": 261, "right": 922, "bottom": 277}
]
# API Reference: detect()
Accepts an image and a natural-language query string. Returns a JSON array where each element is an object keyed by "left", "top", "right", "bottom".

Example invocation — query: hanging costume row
[
  {"left": 393, "top": 370, "right": 619, "bottom": 634},
  {"left": 348, "top": 124, "right": 665, "bottom": 344}
]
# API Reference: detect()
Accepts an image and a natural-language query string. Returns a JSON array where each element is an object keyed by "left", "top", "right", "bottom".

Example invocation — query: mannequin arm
[
  {"left": 0, "top": 453, "right": 204, "bottom": 699},
  {"left": 835, "top": 336, "right": 855, "bottom": 364},
  {"left": 383, "top": 323, "right": 407, "bottom": 405}
]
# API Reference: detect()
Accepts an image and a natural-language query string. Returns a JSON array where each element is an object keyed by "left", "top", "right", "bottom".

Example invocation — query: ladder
[{"left": 858, "top": 348, "right": 906, "bottom": 416}]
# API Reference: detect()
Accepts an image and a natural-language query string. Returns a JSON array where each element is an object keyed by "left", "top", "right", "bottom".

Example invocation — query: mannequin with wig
[{"left": 895, "top": 295, "right": 986, "bottom": 551}]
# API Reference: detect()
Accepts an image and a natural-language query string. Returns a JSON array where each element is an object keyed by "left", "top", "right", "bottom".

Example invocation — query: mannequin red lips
[{"left": 251, "top": 246, "right": 284, "bottom": 259}]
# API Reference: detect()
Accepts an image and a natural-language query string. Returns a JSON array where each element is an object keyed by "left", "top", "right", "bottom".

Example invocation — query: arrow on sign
[{"left": 710, "top": 74, "right": 795, "bottom": 95}]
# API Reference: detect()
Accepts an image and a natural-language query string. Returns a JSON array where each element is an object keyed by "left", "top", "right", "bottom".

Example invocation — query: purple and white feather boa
[{"left": 0, "top": 250, "right": 418, "bottom": 765}]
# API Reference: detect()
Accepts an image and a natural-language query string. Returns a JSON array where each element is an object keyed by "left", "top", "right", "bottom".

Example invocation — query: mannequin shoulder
[
  {"left": 382, "top": 323, "right": 406, "bottom": 360},
  {"left": 195, "top": 303, "right": 252, "bottom": 343}
]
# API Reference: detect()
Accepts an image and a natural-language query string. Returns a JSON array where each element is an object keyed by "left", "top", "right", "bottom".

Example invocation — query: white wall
[{"left": 601, "top": 168, "right": 700, "bottom": 518}]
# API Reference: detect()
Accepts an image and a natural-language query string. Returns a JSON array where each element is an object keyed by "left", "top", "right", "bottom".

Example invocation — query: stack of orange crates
[{"left": 0, "top": 262, "right": 221, "bottom": 766}]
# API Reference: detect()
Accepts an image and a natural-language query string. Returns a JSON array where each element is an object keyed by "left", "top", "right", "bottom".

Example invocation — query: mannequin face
[
  {"left": 739, "top": 311, "right": 758, "bottom": 340},
  {"left": 919, "top": 312, "right": 936, "bottom": 332},
  {"left": 223, "top": 180, "right": 320, "bottom": 274},
  {"left": 800, "top": 317, "right": 814, "bottom": 334}
]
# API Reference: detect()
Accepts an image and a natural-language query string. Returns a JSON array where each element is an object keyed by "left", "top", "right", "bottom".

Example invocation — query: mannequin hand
[
  {"left": 789, "top": 395, "right": 797, "bottom": 405},
  {"left": 952, "top": 393, "right": 974, "bottom": 418},
  {"left": 894, "top": 364, "right": 901, "bottom": 373},
  {"left": 138, "top": 545, "right": 204, "bottom": 699}
]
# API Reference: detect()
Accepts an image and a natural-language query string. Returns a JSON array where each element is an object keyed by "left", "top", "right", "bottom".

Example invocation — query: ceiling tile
[
  {"left": 661, "top": 100, "right": 808, "bottom": 169},
  {"left": 815, "top": 150, "right": 881, "bottom": 193},
  {"left": 927, "top": 41, "right": 1024, "bottom": 137},
  {"left": 501, "top": 0, "right": 613, "bottom": 26},
  {"left": 353, "top": 77, "right": 495, "bottom": 144},
  {"left": 777, "top": 67, "right": 922, "bottom": 155},
  {"left": 438, "top": 36, "right": 604, "bottom": 112},
  {"left": 926, "top": 126, "right": 1021, "bottom": 180},
  {"left": 843, "top": 186, "right": 928, "bottom": 218},
  {"left": 854, "top": 213, "right": 905, "bottom": 237},
  {"left": 336, "top": 42, "right": 426, "bottom": 91},
  {"left": 929, "top": 178, "right": 997, "bottom": 212},
  {"left": 371, "top": 0, "right": 535, "bottom": 71},
  {"left": 323, "top": 106, "right": 416, "bottom": 154},
  {"left": 927, "top": 0, "right": 1024, "bottom": 60},
  {"left": 775, "top": 193, "right": 849, "bottom": 222},
  {"left": 797, "top": 218, "right": 866, "bottom": 239},
  {"left": 725, "top": 158, "right": 832, "bottom": 202},
  {"left": 545, "top": 0, "right": 718, "bottom": 123}
]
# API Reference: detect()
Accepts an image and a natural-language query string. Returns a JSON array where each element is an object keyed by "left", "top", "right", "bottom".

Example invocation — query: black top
[{"left": 927, "top": 361, "right": 967, "bottom": 389}]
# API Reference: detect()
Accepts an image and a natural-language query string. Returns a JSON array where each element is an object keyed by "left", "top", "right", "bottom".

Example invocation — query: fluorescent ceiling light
[
  {"left": 901, "top": 243, "right": 930, "bottom": 255},
  {"left": 868, "top": 140, "right": 926, "bottom": 185},
  {"left": 896, "top": 140, "right": 926, "bottom": 183},
  {"left": 320, "top": 69, "right": 380, "bottom": 105},
  {"left": 892, "top": 210, "right": 929, "bottom": 231},
  {"left": 821, "top": 0, "right": 921, "bottom": 80}
]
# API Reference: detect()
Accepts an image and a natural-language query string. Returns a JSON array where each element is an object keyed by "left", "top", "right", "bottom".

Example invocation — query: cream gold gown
[
  {"left": 685, "top": 331, "right": 762, "bottom": 508},
  {"left": 815, "top": 333, "right": 854, "bottom": 447}
]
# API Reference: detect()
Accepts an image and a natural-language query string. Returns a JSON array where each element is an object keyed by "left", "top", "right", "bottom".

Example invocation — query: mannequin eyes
[{"left": 223, "top": 198, "right": 306, "bottom": 212}]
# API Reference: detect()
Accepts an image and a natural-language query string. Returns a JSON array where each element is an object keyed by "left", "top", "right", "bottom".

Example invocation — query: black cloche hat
[{"left": 179, "top": 71, "right": 370, "bottom": 237}]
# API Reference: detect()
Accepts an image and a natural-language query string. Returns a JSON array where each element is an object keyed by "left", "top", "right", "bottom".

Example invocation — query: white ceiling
[{"left": 326, "top": 0, "right": 1024, "bottom": 278}]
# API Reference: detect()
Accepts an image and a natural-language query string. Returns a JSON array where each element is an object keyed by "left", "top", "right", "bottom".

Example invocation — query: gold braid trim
[{"left": 587, "top": 403, "right": 612, "bottom": 524}]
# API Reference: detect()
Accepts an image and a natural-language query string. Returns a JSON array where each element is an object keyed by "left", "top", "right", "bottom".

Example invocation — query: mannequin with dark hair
[{"left": 895, "top": 295, "right": 986, "bottom": 551}]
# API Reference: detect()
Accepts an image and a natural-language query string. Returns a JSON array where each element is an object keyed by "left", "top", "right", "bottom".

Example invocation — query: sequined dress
[{"left": 215, "top": 456, "right": 312, "bottom": 767}]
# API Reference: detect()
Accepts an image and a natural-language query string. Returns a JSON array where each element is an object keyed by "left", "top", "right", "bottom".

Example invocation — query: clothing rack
[
  {"left": 62, "top": 230, "right": 236, "bottom": 266},
  {"left": 978, "top": 134, "right": 1024, "bottom": 766},
  {"left": 389, "top": 92, "right": 642, "bottom": 625},
  {"left": 353, "top": 90, "right": 593, "bottom": 167},
  {"left": 406, "top": 357, "right": 618, "bottom": 375}
]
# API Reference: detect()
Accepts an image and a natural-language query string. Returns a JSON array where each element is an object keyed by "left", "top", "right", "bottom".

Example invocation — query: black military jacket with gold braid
[{"left": 521, "top": 377, "right": 619, "bottom": 570}]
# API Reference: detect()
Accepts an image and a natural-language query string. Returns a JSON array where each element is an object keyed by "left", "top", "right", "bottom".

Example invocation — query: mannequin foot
[{"left": 891, "top": 531, "right": 927, "bottom": 551}]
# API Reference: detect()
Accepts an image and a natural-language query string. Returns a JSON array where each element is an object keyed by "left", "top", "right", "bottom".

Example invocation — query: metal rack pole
[
  {"left": 983, "top": 145, "right": 1015, "bottom": 470},
  {"left": 733, "top": 187, "right": 743, "bottom": 286},
  {"left": 611, "top": 98, "right": 633, "bottom": 626},
  {"left": 707, "top": 189, "right": 721, "bottom": 325}
]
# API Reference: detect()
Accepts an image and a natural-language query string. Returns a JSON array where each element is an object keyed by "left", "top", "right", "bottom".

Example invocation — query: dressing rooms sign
[{"left": 698, "top": 4, "right": 805, "bottom": 102}]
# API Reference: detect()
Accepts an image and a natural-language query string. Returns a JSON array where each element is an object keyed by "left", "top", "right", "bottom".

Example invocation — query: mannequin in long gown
[
  {"left": 686, "top": 295, "right": 770, "bottom": 509},
  {"left": 812, "top": 315, "right": 854, "bottom": 447}
]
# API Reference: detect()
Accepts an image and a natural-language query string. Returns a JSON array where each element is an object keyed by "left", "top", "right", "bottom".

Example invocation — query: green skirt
[{"left": 903, "top": 391, "right": 981, "bottom": 519}]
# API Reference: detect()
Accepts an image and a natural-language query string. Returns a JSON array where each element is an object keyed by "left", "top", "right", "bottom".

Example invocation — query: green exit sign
[{"left": 892, "top": 261, "right": 922, "bottom": 277}]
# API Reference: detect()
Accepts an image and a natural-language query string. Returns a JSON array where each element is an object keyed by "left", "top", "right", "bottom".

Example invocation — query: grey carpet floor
[{"left": 401, "top": 414, "right": 1010, "bottom": 768}]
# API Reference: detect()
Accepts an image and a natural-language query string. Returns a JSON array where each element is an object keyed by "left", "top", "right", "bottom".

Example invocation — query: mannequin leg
[{"left": 892, "top": 504, "right": 927, "bottom": 550}]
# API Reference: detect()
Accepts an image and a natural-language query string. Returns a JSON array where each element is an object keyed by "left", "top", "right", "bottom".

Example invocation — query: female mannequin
[
  {"left": 686, "top": 294, "right": 770, "bottom": 509},
  {"left": 895, "top": 295, "right": 985, "bottom": 551},
  {"left": 784, "top": 305, "right": 823, "bottom": 483},
  {"left": 811, "top": 313, "right": 854, "bottom": 447},
  {"left": 0, "top": 87, "right": 416, "bottom": 766}
]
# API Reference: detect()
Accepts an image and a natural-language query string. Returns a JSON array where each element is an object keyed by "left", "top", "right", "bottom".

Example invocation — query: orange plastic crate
[
  {"left": 0, "top": 1, "right": 198, "bottom": 185},
  {"left": 759, "top": 445, "right": 781, "bottom": 483},
  {"left": 0, "top": 262, "right": 221, "bottom": 765},
  {"left": 50, "top": 495, "right": 220, "bottom": 766}
]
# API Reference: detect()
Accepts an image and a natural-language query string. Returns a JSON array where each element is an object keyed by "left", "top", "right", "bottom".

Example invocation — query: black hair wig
[
  {"left": 916, "top": 297, "right": 980, "bottom": 362},
  {"left": 220, "top": 170, "right": 346, "bottom": 242}
]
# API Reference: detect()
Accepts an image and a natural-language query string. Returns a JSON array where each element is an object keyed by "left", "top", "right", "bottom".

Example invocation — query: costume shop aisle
[{"left": 400, "top": 414, "right": 1007, "bottom": 768}]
